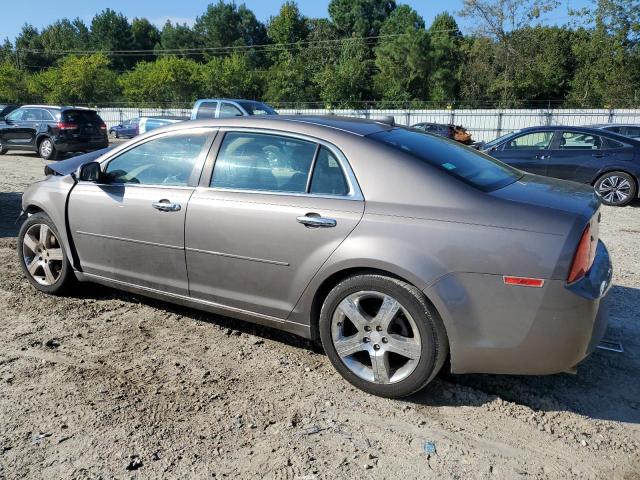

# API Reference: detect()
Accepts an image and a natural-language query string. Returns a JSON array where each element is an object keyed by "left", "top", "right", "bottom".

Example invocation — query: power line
[{"left": 12, "top": 29, "right": 461, "bottom": 57}]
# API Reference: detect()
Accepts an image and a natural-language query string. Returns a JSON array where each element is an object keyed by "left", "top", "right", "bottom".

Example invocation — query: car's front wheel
[
  {"left": 319, "top": 274, "right": 448, "bottom": 398},
  {"left": 18, "top": 212, "right": 75, "bottom": 295},
  {"left": 38, "top": 137, "right": 57, "bottom": 160},
  {"left": 0, "top": 138, "right": 7, "bottom": 155},
  {"left": 595, "top": 171, "right": 636, "bottom": 206}
]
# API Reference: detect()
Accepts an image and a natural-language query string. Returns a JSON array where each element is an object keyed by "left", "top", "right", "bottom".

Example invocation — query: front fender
[{"left": 21, "top": 176, "right": 76, "bottom": 267}]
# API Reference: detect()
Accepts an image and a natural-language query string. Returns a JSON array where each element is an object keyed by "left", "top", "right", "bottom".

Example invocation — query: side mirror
[{"left": 77, "top": 162, "right": 104, "bottom": 182}]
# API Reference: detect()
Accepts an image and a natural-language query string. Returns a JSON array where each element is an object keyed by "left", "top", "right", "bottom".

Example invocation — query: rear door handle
[
  {"left": 535, "top": 154, "right": 551, "bottom": 160},
  {"left": 152, "top": 199, "right": 181, "bottom": 212},
  {"left": 297, "top": 214, "right": 337, "bottom": 228},
  {"left": 592, "top": 153, "right": 605, "bottom": 158}
]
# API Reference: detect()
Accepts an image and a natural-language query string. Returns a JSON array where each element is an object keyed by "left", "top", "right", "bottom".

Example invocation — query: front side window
[
  {"left": 559, "top": 131, "right": 601, "bottom": 150},
  {"left": 211, "top": 132, "right": 317, "bottom": 193},
  {"left": 196, "top": 102, "right": 218, "bottom": 119},
  {"left": 219, "top": 103, "right": 244, "bottom": 118},
  {"left": 504, "top": 131, "right": 554, "bottom": 150},
  {"left": 104, "top": 133, "right": 209, "bottom": 186},
  {"left": 368, "top": 128, "right": 522, "bottom": 192},
  {"left": 22, "top": 109, "right": 43, "bottom": 121}
]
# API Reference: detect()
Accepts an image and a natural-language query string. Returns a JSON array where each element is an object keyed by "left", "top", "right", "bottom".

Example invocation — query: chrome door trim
[
  {"left": 75, "top": 230, "right": 183, "bottom": 250},
  {"left": 201, "top": 126, "right": 365, "bottom": 201},
  {"left": 186, "top": 247, "right": 290, "bottom": 266}
]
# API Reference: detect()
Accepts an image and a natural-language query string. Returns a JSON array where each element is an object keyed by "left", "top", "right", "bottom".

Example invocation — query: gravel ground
[{"left": 0, "top": 150, "right": 639, "bottom": 479}]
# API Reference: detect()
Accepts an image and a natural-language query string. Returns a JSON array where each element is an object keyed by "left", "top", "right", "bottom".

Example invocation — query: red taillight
[
  {"left": 99, "top": 122, "right": 107, "bottom": 130},
  {"left": 57, "top": 122, "right": 78, "bottom": 130},
  {"left": 503, "top": 276, "right": 545, "bottom": 287},
  {"left": 567, "top": 224, "right": 595, "bottom": 284}
]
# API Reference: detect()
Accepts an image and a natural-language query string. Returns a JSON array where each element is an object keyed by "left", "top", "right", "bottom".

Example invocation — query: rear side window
[
  {"left": 219, "top": 103, "right": 244, "bottom": 118},
  {"left": 196, "top": 101, "right": 218, "bottom": 119},
  {"left": 63, "top": 110, "right": 102, "bottom": 124},
  {"left": 211, "top": 132, "right": 316, "bottom": 193},
  {"left": 602, "top": 138, "right": 624, "bottom": 149},
  {"left": 237, "top": 101, "right": 277, "bottom": 116},
  {"left": 559, "top": 131, "right": 601, "bottom": 150},
  {"left": 105, "top": 133, "right": 209, "bottom": 186},
  {"left": 625, "top": 126, "right": 640, "bottom": 138},
  {"left": 310, "top": 147, "right": 349, "bottom": 195},
  {"left": 368, "top": 128, "right": 522, "bottom": 192}
]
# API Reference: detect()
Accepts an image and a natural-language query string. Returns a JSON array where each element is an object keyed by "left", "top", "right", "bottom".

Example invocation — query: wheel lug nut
[
  {"left": 363, "top": 337, "right": 370, "bottom": 343},
  {"left": 376, "top": 326, "right": 383, "bottom": 332},
  {"left": 364, "top": 325, "right": 371, "bottom": 332},
  {"left": 373, "top": 344, "right": 381, "bottom": 350},
  {"left": 382, "top": 337, "right": 388, "bottom": 343}
]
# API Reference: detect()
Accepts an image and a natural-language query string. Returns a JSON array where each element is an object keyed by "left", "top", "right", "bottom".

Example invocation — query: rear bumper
[
  {"left": 54, "top": 138, "right": 108, "bottom": 153},
  {"left": 425, "top": 241, "right": 613, "bottom": 375}
]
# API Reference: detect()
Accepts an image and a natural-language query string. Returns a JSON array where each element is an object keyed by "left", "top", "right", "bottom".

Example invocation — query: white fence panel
[{"left": 96, "top": 107, "right": 640, "bottom": 142}]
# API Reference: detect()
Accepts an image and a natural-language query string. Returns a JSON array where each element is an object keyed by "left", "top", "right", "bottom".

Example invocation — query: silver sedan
[{"left": 18, "top": 116, "right": 612, "bottom": 398}]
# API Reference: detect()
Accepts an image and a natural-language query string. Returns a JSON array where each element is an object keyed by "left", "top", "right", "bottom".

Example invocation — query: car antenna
[{"left": 376, "top": 115, "right": 395, "bottom": 127}]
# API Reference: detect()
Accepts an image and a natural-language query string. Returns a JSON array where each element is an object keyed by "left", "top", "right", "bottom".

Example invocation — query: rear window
[
  {"left": 62, "top": 110, "right": 102, "bottom": 124},
  {"left": 368, "top": 128, "right": 522, "bottom": 192},
  {"left": 237, "top": 101, "right": 277, "bottom": 116},
  {"left": 196, "top": 101, "right": 218, "bottom": 119}
]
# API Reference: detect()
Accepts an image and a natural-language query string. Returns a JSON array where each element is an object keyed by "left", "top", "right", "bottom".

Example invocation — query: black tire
[
  {"left": 17, "top": 212, "right": 75, "bottom": 295},
  {"left": 38, "top": 137, "right": 57, "bottom": 160},
  {"left": 319, "top": 274, "right": 448, "bottom": 398},
  {"left": 0, "top": 138, "right": 7, "bottom": 155},
  {"left": 594, "top": 171, "right": 636, "bottom": 206}
]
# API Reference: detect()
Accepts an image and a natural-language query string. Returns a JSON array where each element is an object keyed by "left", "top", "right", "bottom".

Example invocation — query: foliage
[
  {"left": 119, "top": 56, "right": 202, "bottom": 105},
  {"left": 2, "top": 0, "right": 640, "bottom": 107}
]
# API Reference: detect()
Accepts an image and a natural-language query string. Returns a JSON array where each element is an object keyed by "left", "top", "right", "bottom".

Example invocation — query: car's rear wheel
[
  {"left": 18, "top": 212, "right": 74, "bottom": 295},
  {"left": 38, "top": 137, "right": 57, "bottom": 160},
  {"left": 319, "top": 274, "right": 448, "bottom": 398},
  {"left": 595, "top": 171, "right": 636, "bottom": 206},
  {"left": 0, "top": 139, "right": 7, "bottom": 155}
]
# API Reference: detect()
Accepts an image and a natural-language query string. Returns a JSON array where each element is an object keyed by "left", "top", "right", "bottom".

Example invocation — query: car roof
[
  {"left": 587, "top": 123, "right": 639, "bottom": 128},
  {"left": 501, "top": 125, "right": 640, "bottom": 145},
  {"left": 195, "top": 98, "right": 269, "bottom": 104},
  {"left": 21, "top": 105, "right": 97, "bottom": 112}
]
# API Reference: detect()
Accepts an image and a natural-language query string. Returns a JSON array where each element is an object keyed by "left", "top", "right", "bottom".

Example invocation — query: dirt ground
[{"left": 0, "top": 150, "right": 639, "bottom": 480}]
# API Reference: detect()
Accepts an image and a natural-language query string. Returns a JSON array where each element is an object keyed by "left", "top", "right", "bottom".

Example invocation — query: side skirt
[{"left": 74, "top": 272, "right": 312, "bottom": 339}]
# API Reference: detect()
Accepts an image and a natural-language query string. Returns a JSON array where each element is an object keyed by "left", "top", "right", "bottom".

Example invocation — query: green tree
[
  {"left": 267, "top": 1, "right": 309, "bottom": 62},
  {"left": 264, "top": 55, "right": 315, "bottom": 104},
  {"left": 458, "top": 36, "right": 498, "bottom": 106},
  {"left": 200, "top": 53, "right": 263, "bottom": 98},
  {"left": 194, "top": 1, "right": 267, "bottom": 52},
  {"left": 156, "top": 21, "right": 202, "bottom": 58},
  {"left": 373, "top": 5, "right": 431, "bottom": 103},
  {"left": 131, "top": 18, "right": 161, "bottom": 63},
  {"left": 328, "top": 0, "right": 396, "bottom": 37},
  {"left": 90, "top": 9, "right": 134, "bottom": 69},
  {"left": 119, "top": 56, "right": 202, "bottom": 105},
  {"left": 41, "top": 18, "right": 90, "bottom": 52},
  {"left": 15, "top": 24, "right": 49, "bottom": 70},
  {"left": 428, "top": 13, "right": 463, "bottom": 103},
  {"left": 0, "top": 61, "right": 28, "bottom": 102},
  {"left": 26, "top": 54, "right": 119, "bottom": 104},
  {"left": 315, "top": 38, "right": 371, "bottom": 107}
]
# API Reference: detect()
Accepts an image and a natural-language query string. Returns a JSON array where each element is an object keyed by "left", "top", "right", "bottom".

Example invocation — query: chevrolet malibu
[{"left": 18, "top": 116, "right": 612, "bottom": 398}]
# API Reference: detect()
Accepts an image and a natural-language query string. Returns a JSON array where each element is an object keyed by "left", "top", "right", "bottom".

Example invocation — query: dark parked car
[
  {"left": 109, "top": 118, "right": 140, "bottom": 139},
  {"left": 482, "top": 126, "right": 640, "bottom": 206},
  {"left": 0, "top": 104, "right": 19, "bottom": 119},
  {"left": 588, "top": 124, "right": 640, "bottom": 140},
  {"left": 18, "top": 116, "right": 611, "bottom": 398},
  {"left": 0, "top": 105, "right": 108, "bottom": 160}
]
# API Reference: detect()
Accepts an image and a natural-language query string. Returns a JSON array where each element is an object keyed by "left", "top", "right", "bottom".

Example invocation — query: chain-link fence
[{"left": 95, "top": 107, "right": 640, "bottom": 142}]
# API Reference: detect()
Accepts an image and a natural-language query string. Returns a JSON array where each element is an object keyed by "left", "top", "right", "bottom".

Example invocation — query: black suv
[
  {"left": 0, "top": 104, "right": 19, "bottom": 119},
  {"left": 0, "top": 105, "right": 108, "bottom": 160}
]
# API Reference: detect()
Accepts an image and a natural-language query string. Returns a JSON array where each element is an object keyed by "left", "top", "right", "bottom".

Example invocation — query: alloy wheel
[
  {"left": 330, "top": 291, "right": 422, "bottom": 385},
  {"left": 40, "top": 139, "right": 53, "bottom": 158},
  {"left": 22, "top": 224, "right": 64, "bottom": 286},
  {"left": 598, "top": 175, "right": 631, "bottom": 205}
]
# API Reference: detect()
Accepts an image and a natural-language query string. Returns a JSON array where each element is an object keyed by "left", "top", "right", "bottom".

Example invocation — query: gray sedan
[{"left": 17, "top": 116, "right": 612, "bottom": 398}]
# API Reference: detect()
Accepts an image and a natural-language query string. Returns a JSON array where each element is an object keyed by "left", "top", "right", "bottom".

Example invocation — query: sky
[{"left": 0, "top": 0, "right": 592, "bottom": 44}]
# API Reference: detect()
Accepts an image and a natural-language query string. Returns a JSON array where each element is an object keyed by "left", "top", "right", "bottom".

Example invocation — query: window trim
[
  {"left": 79, "top": 127, "right": 218, "bottom": 189},
  {"left": 556, "top": 130, "right": 602, "bottom": 151},
  {"left": 202, "top": 127, "right": 364, "bottom": 201},
  {"left": 502, "top": 130, "right": 555, "bottom": 151}
]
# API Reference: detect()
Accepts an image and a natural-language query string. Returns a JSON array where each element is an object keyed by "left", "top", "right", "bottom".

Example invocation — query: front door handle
[
  {"left": 297, "top": 214, "right": 337, "bottom": 228},
  {"left": 152, "top": 199, "right": 181, "bottom": 212},
  {"left": 535, "top": 154, "right": 551, "bottom": 160},
  {"left": 592, "top": 153, "right": 605, "bottom": 158}
]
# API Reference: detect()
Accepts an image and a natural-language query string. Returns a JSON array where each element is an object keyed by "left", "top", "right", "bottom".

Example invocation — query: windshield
[
  {"left": 238, "top": 101, "right": 277, "bottom": 116},
  {"left": 483, "top": 130, "right": 519, "bottom": 149},
  {"left": 368, "top": 128, "right": 522, "bottom": 192}
]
